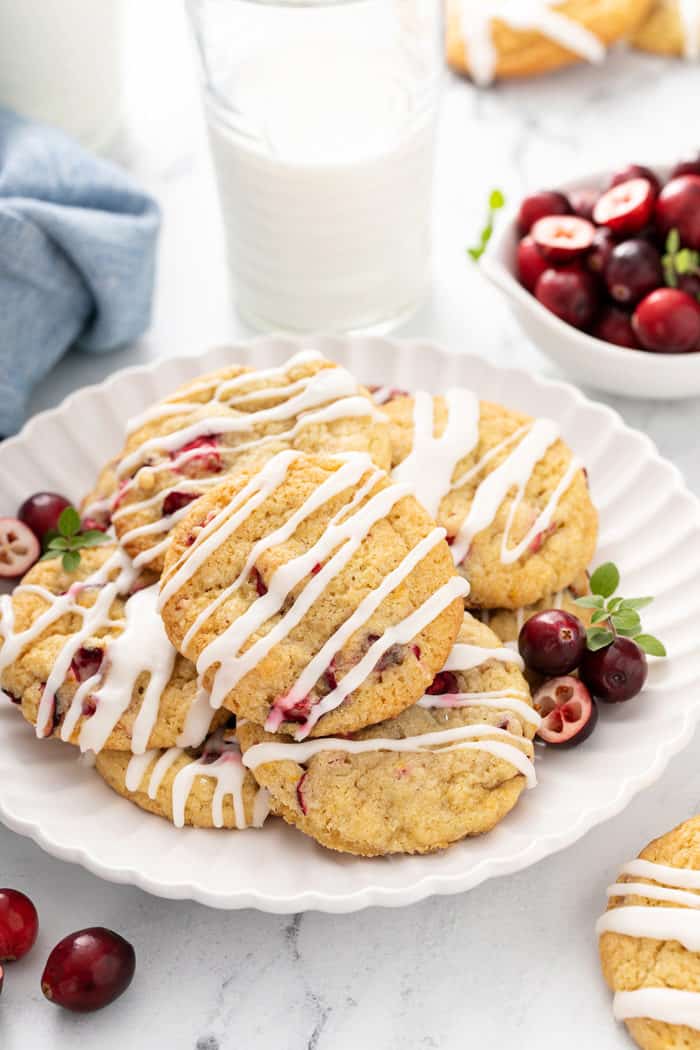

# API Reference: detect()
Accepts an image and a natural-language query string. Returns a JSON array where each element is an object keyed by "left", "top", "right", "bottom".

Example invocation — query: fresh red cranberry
[
  {"left": 171, "top": 435, "right": 222, "bottom": 477},
  {"left": 633, "top": 288, "right": 700, "bottom": 353},
  {"left": 518, "top": 610, "right": 587, "bottom": 676},
  {"left": 593, "top": 306, "right": 640, "bottom": 349},
  {"left": 0, "top": 889, "right": 39, "bottom": 962},
  {"left": 671, "top": 156, "right": 700, "bottom": 179},
  {"left": 655, "top": 176, "right": 700, "bottom": 249},
  {"left": 593, "top": 178, "right": 655, "bottom": 236},
  {"left": 70, "top": 647, "right": 103, "bottom": 683},
  {"left": 531, "top": 215, "right": 595, "bottom": 262},
  {"left": 517, "top": 236, "right": 549, "bottom": 292},
  {"left": 426, "top": 671, "right": 459, "bottom": 695},
  {"left": 679, "top": 273, "right": 700, "bottom": 301},
  {"left": 18, "top": 492, "right": 71, "bottom": 544},
  {"left": 533, "top": 676, "right": 598, "bottom": 747},
  {"left": 604, "top": 239, "right": 663, "bottom": 305},
  {"left": 609, "top": 164, "right": 661, "bottom": 197},
  {"left": 0, "top": 518, "right": 40, "bottom": 579},
  {"left": 162, "top": 490, "right": 199, "bottom": 517},
  {"left": 251, "top": 567, "right": 267, "bottom": 596},
  {"left": 580, "top": 637, "right": 647, "bottom": 703},
  {"left": 517, "top": 190, "right": 571, "bottom": 235},
  {"left": 535, "top": 267, "right": 598, "bottom": 329},
  {"left": 587, "top": 226, "right": 616, "bottom": 275},
  {"left": 569, "top": 187, "right": 600, "bottom": 221},
  {"left": 41, "top": 927, "right": 135, "bottom": 1013}
]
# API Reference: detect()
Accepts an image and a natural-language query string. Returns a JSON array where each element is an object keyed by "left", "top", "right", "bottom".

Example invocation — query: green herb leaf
[
  {"left": 587, "top": 627, "right": 614, "bottom": 651},
  {"left": 619, "top": 596, "right": 654, "bottom": 611},
  {"left": 467, "top": 188, "right": 506, "bottom": 262},
  {"left": 589, "top": 562, "right": 620, "bottom": 599},
  {"left": 666, "top": 228, "right": 681, "bottom": 255},
  {"left": 611, "top": 610, "right": 642, "bottom": 632},
  {"left": 573, "top": 594, "right": 605, "bottom": 609},
  {"left": 62, "top": 550, "right": 81, "bottom": 573},
  {"left": 589, "top": 608, "right": 610, "bottom": 625},
  {"left": 78, "top": 531, "right": 111, "bottom": 548},
  {"left": 607, "top": 596, "right": 625, "bottom": 613},
  {"left": 46, "top": 536, "right": 70, "bottom": 551},
  {"left": 58, "top": 506, "right": 81, "bottom": 538},
  {"left": 634, "top": 634, "right": 667, "bottom": 658}
]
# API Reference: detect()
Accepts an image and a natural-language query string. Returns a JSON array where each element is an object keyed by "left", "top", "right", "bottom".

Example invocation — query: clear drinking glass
[{"left": 186, "top": 0, "right": 442, "bottom": 333}]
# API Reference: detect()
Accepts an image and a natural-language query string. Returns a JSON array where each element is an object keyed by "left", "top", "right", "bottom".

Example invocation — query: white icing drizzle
[
  {"left": 598, "top": 854, "right": 700, "bottom": 1031},
  {"left": 679, "top": 0, "right": 700, "bottom": 60},
  {"left": 392, "top": 389, "right": 479, "bottom": 518},
  {"left": 243, "top": 722, "right": 537, "bottom": 787},
  {"left": 457, "top": 0, "right": 606, "bottom": 86},
  {"left": 176, "top": 682, "right": 217, "bottom": 748},
  {"left": 613, "top": 989, "right": 700, "bottom": 1031},
  {"left": 125, "top": 733, "right": 269, "bottom": 830},
  {"left": 0, "top": 551, "right": 208, "bottom": 755},
  {"left": 444, "top": 642, "right": 524, "bottom": 671}
]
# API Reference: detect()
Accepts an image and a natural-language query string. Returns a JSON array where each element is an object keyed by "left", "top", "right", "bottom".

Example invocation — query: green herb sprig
[
  {"left": 40, "top": 507, "right": 110, "bottom": 573},
  {"left": 468, "top": 189, "right": 506, "bottom": 262},
  {"left": 574, "top": 562, "right": 666, "bottom": 657},
  {"left": 662, "top": 228, "right": 700, "bottom": 298}
]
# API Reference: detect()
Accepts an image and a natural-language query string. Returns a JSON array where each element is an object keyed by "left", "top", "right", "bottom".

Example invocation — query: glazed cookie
[
  {"left": 96, "top": 727, "right": 270, "bottom": 830},
  {"left": 446, "top": 0, "right": 654, "bottom": 84},
  {"left": 597, "top": 816, "right": 700, "bottom": 1048},
  {"left": 0, "top": 545, "right": 222, "bottom": 754},
  {"left": 476, "top": 570, "right": 592, "bottom": 645},
  {"left": 382, "top": 391, "right": 597, "bottom": 609},
  {"left": 632, "top": 0, "right": 700, "bottom": 57},
  {"left": 159, "top": 450, "right": 467, "bottom": 739},
  {"left": 238, "top": 613, "right": 537, "bottom": 857},
  {"left": 88, "top": 350, "right": 391, "bottom": 574}
]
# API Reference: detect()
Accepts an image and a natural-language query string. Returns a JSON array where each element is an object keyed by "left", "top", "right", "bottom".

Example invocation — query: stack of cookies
[{"left": 0, "top": 350, "right": 598, "bottom": 856}]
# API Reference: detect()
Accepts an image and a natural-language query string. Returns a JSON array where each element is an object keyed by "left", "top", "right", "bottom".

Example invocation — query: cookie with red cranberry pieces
[
  {"left": 159, "top": 451, "right": 467, "bottom": 739},
  {"left": 237, "top": 613, "right": 536, "bottom": 856},
  {"left": 382, "top": 392, "right": 597, "bottom": 609}
]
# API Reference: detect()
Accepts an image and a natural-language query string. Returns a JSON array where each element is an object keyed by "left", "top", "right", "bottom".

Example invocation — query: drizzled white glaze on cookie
[{"left": 598, "top": 856, "right": 700, "bottom": 1031}]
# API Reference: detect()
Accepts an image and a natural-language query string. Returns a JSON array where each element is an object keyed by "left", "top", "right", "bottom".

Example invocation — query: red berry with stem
[
  {"left": 593, "top": 306, "right": 640, "bottom": 349},
  {"left": 517, "top": 236, "right": 549, "bottom": 292},
  {"left": 593, "top": 178, "right": 655, "bottom": 236},
  {"left": 604, "top": 239, "right": 663, "bottom": 305},
  {"left": 518, "top": 610, "right": 587, "bottom": 676},
  {"left": 0, "top": 519, "right": 40, "bottom": 579},
  {"left": 41, "top": 927, "right": 135, "bottom": 1013},
  {"left": 533, "top": 676, "right": 598, "bottom": 747},
  {"left": 655, "top": 176, "right": 700, "bottom": 249},
  {"left": 609, "top": 164, "right": 661, "bottom": 197},
  {"left": 18, "top": 492, "right": 71, "bottom": 544},
  {"left": 0, "top": 889, "right": 39, "bottom": 962},
  {"left": 531, "top": 215, "right": 595, "bottom": 262},
  {"left": 580, "top": 636, "right": 647, "bottom": 703},
  {"left": 633, "top": 288, "right": 700, "bottom": 353},
  {"left": 517, "top": 190, "right": 571, "bottom": 235},
  {"left": 535, "top": 267, "right": 598, "bottom": 329}
]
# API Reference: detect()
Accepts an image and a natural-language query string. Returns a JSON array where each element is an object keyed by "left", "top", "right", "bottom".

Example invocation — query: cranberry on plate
[
  {"left": 580, "top": 636, "right": 648, "bottom": 704},
  {"left": 0, "top": 519, "right": 40, "bottom": 579},
  {"left": 533, "top": 676, "right": 598, "bottom": 747},
  {"left": 18, "top": 491, "right": 71, "bottom": 544},
  {"left": 518, "top": 610, "right": 587, "bottom": 677}
]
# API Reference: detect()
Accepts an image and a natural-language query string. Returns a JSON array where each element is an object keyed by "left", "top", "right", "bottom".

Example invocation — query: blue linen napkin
[{"left": 0, "top": 108, "right": 160, "bottom": 435}]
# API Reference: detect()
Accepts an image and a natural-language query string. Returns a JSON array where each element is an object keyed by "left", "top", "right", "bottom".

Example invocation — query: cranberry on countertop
[
  {"left": 0, "top": 889, "right": 38, "bottom": 962},
  {"left": 42, "top": 927, "right": 135, "bottom": 1013}
]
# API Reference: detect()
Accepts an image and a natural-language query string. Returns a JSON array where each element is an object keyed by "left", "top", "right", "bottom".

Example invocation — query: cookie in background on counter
[
  {"left": 475, "top": 570, "right": 592, "bottom": 646},
  {"left": 597, "top": 815, "right": 700, "bottom": 1049},
  {"left": 159, "top": 450, "right": 467, "bottom": 739},
  {"left": 632, "top": 0, "right": 700, "bottom": 57},
  {"left": 382, "top": 391, "right": 597, "bottom": 610},
  {"left": 238, "top": 613, "right": 537, "bottom": 856},
  {"left": 445, "top": 0, "right": 654, "bottom": 85}
]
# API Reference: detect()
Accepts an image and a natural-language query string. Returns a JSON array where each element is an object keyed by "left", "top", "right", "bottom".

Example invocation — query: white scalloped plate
[{"left": 1, "top": 335, "right": 699, "bottom": 913}]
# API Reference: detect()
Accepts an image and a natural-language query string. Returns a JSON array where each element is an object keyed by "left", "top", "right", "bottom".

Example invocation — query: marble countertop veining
[{"left": 4, "top": 3, "right": 700, "bottom": 1048}]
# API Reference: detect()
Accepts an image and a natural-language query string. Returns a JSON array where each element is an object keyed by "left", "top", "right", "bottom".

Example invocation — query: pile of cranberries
[
  {"left": 0, "top": 888, "right": 134, "bottom": 1012},
  {"left": 516, "top": 158, "right": 700, "bottom": 353},
  {"left": 518, "top": 610, "right": 648, "bottom": 747}
]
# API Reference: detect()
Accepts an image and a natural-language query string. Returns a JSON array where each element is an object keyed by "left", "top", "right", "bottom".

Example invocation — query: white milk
[
  {"left": 204, "top": 27, "right": 438, "bottom": 332},
  {"left": 0, "top": 0, "right": 127, "bottom": 150}
]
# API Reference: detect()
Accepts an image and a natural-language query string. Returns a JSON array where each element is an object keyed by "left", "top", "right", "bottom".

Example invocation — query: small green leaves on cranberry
[
  {"left": 40, "top": 507, "right": 110, "bottom": 573},
  {"left": 574, "top": 561, "right": 666, "bottom": 656}
]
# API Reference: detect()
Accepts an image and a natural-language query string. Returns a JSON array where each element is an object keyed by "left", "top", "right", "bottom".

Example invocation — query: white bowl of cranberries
[{"left": 480, "top": 157, "right": 700, "bottom": 399}]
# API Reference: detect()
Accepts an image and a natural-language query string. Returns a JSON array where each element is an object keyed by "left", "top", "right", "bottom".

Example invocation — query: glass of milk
[
  {"left": 187, "top": 0, "right": 442, "bottom": 333},
  {"left": 0, "top": 0, "right": 128, "bottom": 151}
]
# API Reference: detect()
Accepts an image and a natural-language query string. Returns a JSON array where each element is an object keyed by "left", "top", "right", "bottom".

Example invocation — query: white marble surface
[{"left": 3, "top": 3, "right": 700, "bottom": 1048}]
